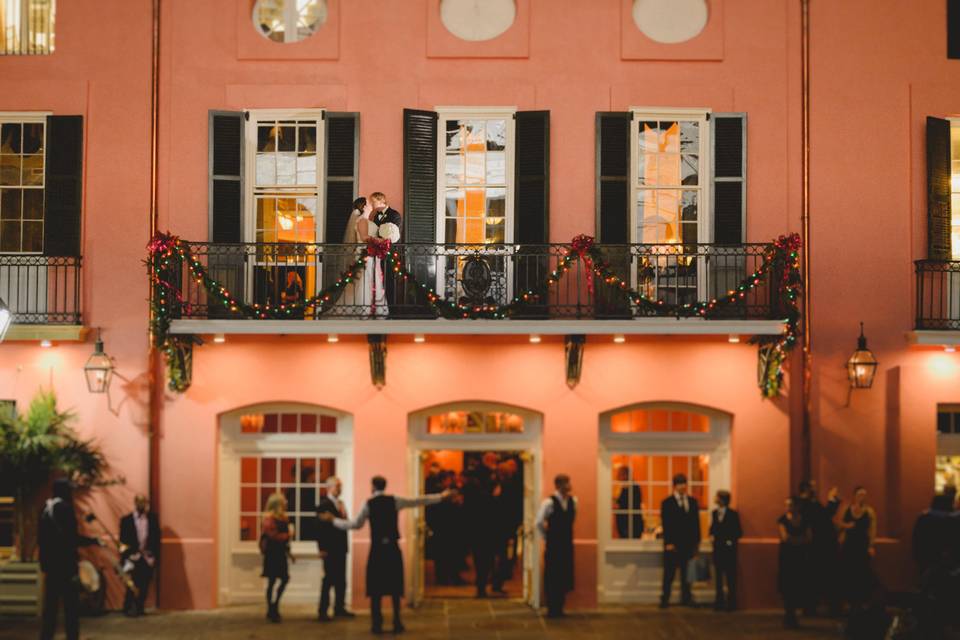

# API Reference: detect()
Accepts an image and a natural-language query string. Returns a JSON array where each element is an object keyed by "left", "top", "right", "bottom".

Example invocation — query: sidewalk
[{"left": 0, "top": 600, "right": 842, "bottom": 639}]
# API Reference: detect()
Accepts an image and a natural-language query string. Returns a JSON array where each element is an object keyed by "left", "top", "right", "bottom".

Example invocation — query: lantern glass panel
[{"left": 84, "top": 351, "right": 113, "bottom": 393}]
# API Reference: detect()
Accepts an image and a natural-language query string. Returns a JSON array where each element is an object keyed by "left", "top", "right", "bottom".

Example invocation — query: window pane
[
  {"left": 445, "top": 153, "right": 463, "bottom": 183},
  {"left": 445, "top": 121, "right": 461, "bottom": 151},
  {"left": 276, "top": 153, "right": 296, "bottom": 185},
  {"left": 241, "top": 457, "right": 258, "bottom": 483},
  {"left": 692, "top": 455, "right": 709, "bottom": 482},
  {"left": 280, "top": 458, "right": 297, "bottom": 482},
  {"left": 318, "top": 458, "right": 336, "bottom": 482},
  {"left": 679, "top": 121, "right": 699, "bottom": 153},
  {"left": 681, "top": 154, "right": 699, "bottom": 186},
  {"left": 241, "top": 487, "right": 258, "bottom": 512},
  {"left": 256, "top": 154, "right": 276, "bottom": 184},
  {"left": 300, "top": 413, "right": 317, "bottom": 433},
  {"left": 297, "top": 125, "right": 316, "bottom": 153},
  {"left": 0, "top": 156, "right": 21, "bottom": 186},
  {"left": 486, "top": 150, "right": 505, "bottom": 183},
  {"left": 261, "top": 457, "right": 277, "bottom": 482},
  {"left": 22, "top": 189, "right": 43, "bottom": 219},
  {"left": 611, "top": 412, "right": 631, "bottom": 433},
  {"left": 258, "top": 125, "right": 276, "bottom": 152},
  {"left": 1, "top": 124, "right": 21, "bottom": 153},
  {"left": 485, "top": 219, "right": 504, "bottom": 244},
  {"left": 263, "top": 413, "right": 279, "bottom": 433},
  {"left": 282, "top": 486, "right": 296, "bottom": 511},
  {"left": 240, "top": 515, "right": 258, "bottom": 541},
  {"left": 638, "top": 121, "right": 658, "bottom": 152},
  {"left": 631, "top": 455, "right": 648, "bottom": 481},
  {"left": 260, "top": 487, "right": 277, "bottom": 510},
  {"left": 651, "top": 410, "right": 669, "bottom": 432},
  {"left": 464, "top": 152, "right": 484, "bottom": 184},
  {"left": 651, "top": 456, "right": 668, "bottom": 482},
  {"left": 661, "top": 122, "right": 680, "bottom": 153},
  {"left": 681, "top": 190, "right": 697, "bottom": 222},
  {"left": 277, "top": 126, "right": 296, "bottom": 152},
  {"left": 669, "top": 411, "right": 689, "bottom": 432},
  {"left": 22, "top": 221, "right": 42, "bottom": 252},
  {"left": 299, "top": 487, "right": 317, "bottom": 512},
  {"left": 319, "top": 415, "right": 337, "bottom": 433},
  {"left": 0, "top": 222, "right": 20, "bottom": 251},
  {"left": 1, "top": 189, "right": 20, "bottom": 219},
  {"left": 22, "top": 156, "right": 43, "bottom": 186},
  {"left": 938, "top": 411, "right": 951, "bottom": 434},
  {"left": 486, "top": 119, "right": 506, "bottom": 151},
  {"left": 671, "top": 456, "right": 689, "bottom": 478},
  {"left": 296, "top": 153, "right": 316, "bottom": 185}
]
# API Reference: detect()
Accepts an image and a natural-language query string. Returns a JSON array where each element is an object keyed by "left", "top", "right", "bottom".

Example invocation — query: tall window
[
  {"left": 0, "top": 117, "right": 44, "bottom": 252},
  {"left": 0, "top": 0, "right": 54, "bottom": 55},
  {"left": 632, "top": 111, "right": 708, "bottom": 245},
  {"left": 950, "top": 124, "right": 960, "bottom": 260},
  {"left": 439, "top": 110, "right": 514, "bottom": 244}
]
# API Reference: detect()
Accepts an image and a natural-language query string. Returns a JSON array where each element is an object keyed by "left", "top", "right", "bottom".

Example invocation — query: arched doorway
[
  {"left": 406, "top": 402, "right": 543, "bottom": 609},
  {"left": 217, "top": 402, "right": 353, "bottom": 605},
  {"left": 597, "top": 402, "right": 732, "bottom": 604}
]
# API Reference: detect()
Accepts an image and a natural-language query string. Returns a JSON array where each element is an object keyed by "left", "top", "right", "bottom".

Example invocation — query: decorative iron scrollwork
[{"left": 460, "top": 256, "right": 493, "bottom": 302}]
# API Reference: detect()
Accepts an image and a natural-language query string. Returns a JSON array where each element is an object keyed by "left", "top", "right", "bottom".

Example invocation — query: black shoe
[
  {"left": 393, "top": 621, "right": 406, "bottom": 633},
  {"left": 475, "top": 589, "right": 487, "bottom": 598},
  {"left": 546, "top": 610, "right": 565, "bottom": 619},
  {"left": 334, "top": 608, "right": 356, "bottom": 618},
  {"left": 658, "top": 599, "right": 669, "bottom": 609},
  {"left": 317, "top": 612, "right": 332, "bottom": 622},
  {"left": 492, "top": 587, "right": 507, "bottom": 596},
  {"left": 371, "top": 626, "right": 384, "bottom": 635}
]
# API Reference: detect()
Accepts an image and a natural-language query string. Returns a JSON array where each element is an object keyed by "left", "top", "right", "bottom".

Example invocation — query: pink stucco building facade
[{"left": 1, "top": 0, "right": 958, "bottom": 612}]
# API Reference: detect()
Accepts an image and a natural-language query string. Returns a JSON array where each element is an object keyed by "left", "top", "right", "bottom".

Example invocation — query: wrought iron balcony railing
[
  {"left": 160, "top": 241, "right": 785, "bottom": 322},
  {"left": 0, "top": 255, "right": 81, "bottom": 325},
  {"left": 915, "top": 260, "right": 960, "bottom": 330}
]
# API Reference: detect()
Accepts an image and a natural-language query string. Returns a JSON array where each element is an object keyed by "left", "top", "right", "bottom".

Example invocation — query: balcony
[
  {"left": 0, "top": 255, "right": 82, "bottom": 341},
  {"left": 156, "top": 240, "right": 791, "bottom": 337},
  {"left": 913, "top": 260, "right": 960, "bottom": 346}
]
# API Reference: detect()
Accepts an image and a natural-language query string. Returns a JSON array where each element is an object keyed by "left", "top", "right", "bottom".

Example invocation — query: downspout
[
  {"left": 800, "top": 0, "right": 813, "bottom": 481},
  {"left": 147, "top": 0, "right": 162, "bottom": 606}
]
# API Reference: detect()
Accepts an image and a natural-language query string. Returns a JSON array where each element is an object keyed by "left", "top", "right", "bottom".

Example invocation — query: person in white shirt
[
  {"left": 535, "top": 474, "right": 577, "bottom": 618},
  {"left": 320, "top": 475, "right": 453, "bottom": 634}
]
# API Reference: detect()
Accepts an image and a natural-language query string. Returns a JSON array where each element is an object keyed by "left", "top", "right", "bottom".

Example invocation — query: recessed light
[
  {"left": 529, "top": 334, "right": 541, "bottom": 344},
  {"left": 327, "top": 334, "right": 339, "bottom": 343},
  {"left": 613, "top": 334, "right": 626, "bottom": 343},
  {"left": 213, "top": 333, "right": 226, "bottom": 344},
  {"left": 728, "top": 334, "right": 741, "bottom": 344},
  {"left": 40, "top": 339, "right": 52, "bottom": 348},
  {"left": 945, "top": 345, "right": 957, "bottom": 353},
  {"left": 414, "top": 334, "right": 425, "bottom": 343}
]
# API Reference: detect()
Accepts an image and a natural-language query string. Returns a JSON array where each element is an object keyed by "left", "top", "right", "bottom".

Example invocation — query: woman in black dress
[
  {"left": 778, "top": 496, "right": 811, "bottom": 628},
  {"left": 261, "top": 493, "right": 294, "bottom": 623},
  {"left": 839, "top": 486, "right": 877, "bottom": 609}
]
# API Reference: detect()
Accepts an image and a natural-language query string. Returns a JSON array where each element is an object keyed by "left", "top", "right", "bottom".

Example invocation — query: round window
[
  {"left": 253, "top": 0, "right": 328, "bottom": 44},
  {"left": 632, "top": 0, "right": 708, "bottom": 45},
  {"left": 440, "top": 0, "right": 516, "bottom": 42}
]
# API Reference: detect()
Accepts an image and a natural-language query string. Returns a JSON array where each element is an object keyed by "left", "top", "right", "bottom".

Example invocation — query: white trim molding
[{"left": 907, "top": 330, "right": 960, "bottom": 347}]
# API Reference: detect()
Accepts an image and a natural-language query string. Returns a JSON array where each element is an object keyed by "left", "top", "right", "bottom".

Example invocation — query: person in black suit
[
  {"left": 709, "top": 490, "right": 742, "bottom": 611},
  {"left": 322, "top": 476, "right": 453, "bottom": 634},
  {"left": 536, "top": 474, "right": 577, "bottom": 618},
  {"left": 315, "top": 476, "right": 354, "bottom": 621},
  {"left": 797, "top": 479, "right": 841, "bottom": 615},
  {"left": 369, "top": 192, "right": 402, "bottom": 311},
  {"left": 119, "top": 494, "right": 160, "bottom": 616},
  {"left": 659, "top": 473, "right": 701, "bottom": 608},
  {"left": 38, "top": 478, "right": 103, "bottom": 640}
]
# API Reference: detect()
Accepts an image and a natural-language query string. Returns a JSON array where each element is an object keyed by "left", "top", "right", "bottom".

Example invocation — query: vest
[
  {"left": 547, "top": 495, "right": 575, "bottom": 547},
  {"left": 368, "top": 495, "right": 399, "bottom": 543}
]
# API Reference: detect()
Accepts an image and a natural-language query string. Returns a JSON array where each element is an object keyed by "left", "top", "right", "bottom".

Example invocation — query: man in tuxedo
[
  {"left": 323, "top": 476, "right": 453, "bottom": 634},
  {"left": 709, "top": 490, "right": 742, "bottom": 611},
  {"left": 38, "top": 478, "right": 103, "bottom": 640},
  {"left": 659, "top": 473, "right": 701, "bottom": 608},
  {"left": 369, "top": 192, "right": 402, "bottom": 311},
  {"left": 316, "top": 476, "right": 354, "bottom": 621},
  {"left": 119, "top": 494, "right": 160, "bottom": 616}
]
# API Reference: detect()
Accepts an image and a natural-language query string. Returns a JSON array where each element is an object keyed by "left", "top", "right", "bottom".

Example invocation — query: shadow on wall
[{"left": 158, "top": 526, "right": 193, "bottom": 610}]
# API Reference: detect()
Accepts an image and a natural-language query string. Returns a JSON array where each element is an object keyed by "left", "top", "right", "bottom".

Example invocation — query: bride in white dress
[{"left": 335, "top": 203, "right": 387, "bottom": 317}]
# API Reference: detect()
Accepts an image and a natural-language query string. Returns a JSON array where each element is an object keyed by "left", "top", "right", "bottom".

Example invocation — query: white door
[
  {"left": 218, "top": 405, "right": 353, "bottom": 605},
  {"left": 520, "top": 450, "right": 540, "bottom": 608}
]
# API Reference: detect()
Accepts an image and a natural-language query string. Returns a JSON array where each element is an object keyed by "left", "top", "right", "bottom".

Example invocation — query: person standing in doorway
[
  {"left": 709, "top": 490, "right": 742, "bottom": 611},
  {"left": 536, "top": 473, "right": 577, "bottom": 619},
  {"left": 38, "top": 478, "right": 103, "bottom": 640},
  {"left": 261, "top": 493, "right": 293, "bottom": 623},
  {"left": 316, "top": 476, "right": 354, "bottom": 622},
  {"left": 118, "top": 494, "right": 160, "bottom": 616},
  {"left": 322, "top": 475, "right": 453, "bottom": 634},
  {"left": 659, "top": 473, "right": 701, "bottom": 608}
]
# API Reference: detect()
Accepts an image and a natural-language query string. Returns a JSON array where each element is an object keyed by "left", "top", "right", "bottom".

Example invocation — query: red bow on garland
[{"left": 571, "top": 234, "right": 596, "bottom": 298}]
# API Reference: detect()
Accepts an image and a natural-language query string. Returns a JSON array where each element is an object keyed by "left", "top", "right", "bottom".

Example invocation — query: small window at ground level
[
  {"left": 239, "top": 455, "right": 336, "bottom": 542},
  {"left": 239, "top": 411, "right": 337, "bottom": 434},
  {"left": 0, "top": 0, "right": 55, "bottom": 55},
  {"left": 253, "top": 0, "right": 327, "bottom": 44},
  {"left": 427, "top": 410, "right": 523, "bottom": 434}
]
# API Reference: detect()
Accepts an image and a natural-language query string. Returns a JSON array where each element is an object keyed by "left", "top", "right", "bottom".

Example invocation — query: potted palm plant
[{"left": 0, "top": 390, "right": 121, "bottom": 616}]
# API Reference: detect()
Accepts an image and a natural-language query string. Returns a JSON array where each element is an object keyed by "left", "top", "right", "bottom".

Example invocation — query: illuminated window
[
  {"left": 0, "top": 117, "right": 44, "bottom": 252},
  {"left": 441, "top": 114, "right": 511, "bottom": 245},
  {"left": 950, "top": 126, "right": 960, "bottom": 260},
  {"left": 239, "top": 455, "right": 337, "bottom": 542},
  {"left": 239, "top": 411, "right": 337, "bottom": 434},
  {"left": 610, "top": 453, "right": 709, "bottom": 540},
  {"left": 610, "top": 408, "right": 709, "bottom": 434},
  {"left": 253, "top": 0, "right": 327, "bottom": 44},
  {"left": 427, "top": 410, "right": 524, "bottom": 434},
  {"left": 0, "top": 0, "right": 55, "bottom": 55}
]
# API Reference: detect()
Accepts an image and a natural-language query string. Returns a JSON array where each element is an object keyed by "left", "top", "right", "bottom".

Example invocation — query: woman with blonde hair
[{"left": 260, "top": 492, "right": 294, "bottom": 622}]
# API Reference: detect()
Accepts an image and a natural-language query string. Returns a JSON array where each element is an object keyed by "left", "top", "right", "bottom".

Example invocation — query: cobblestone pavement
[{"left": 1, "top": 600, "right": 842, "bottom": 639}]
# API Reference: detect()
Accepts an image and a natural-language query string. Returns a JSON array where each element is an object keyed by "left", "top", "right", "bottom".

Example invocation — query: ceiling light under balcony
[
  {"left": 414, "top": 334, "right": 425, "bottom": 343},
  {"left": 945, "top": 345, "right": 957, "bottom": 353},
  {"left": 40, "top": 339, "right": 52, "bottom": 348},
  {"left": 213, "top": 333, "right": 226, "bottom": 344},
  {"left": 529, "top": 334, "right": 541, "bottom": 344},
  {"left": 728, "top": 334, "right": 740, "bottom": 343},
  {"left": 613, "top": 334, "right": 626, "bottom": 344},
  {"left": 327, "top": 334, "right": 339, "bottom": 343}
]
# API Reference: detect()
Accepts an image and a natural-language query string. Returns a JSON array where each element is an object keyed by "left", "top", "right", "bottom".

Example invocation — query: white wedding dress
[{"left": 334, "top": 214, "right": 387, "bottom": 317}]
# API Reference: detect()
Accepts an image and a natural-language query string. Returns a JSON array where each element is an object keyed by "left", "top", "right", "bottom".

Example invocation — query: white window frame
[
  {"left": 0, "top": 112, "right": 48, "bottom": 255},
  {"left": 218, "top": 402, "right": 353, "bottom": 605},
  {"left": 947, "top": 119, "right": 960, "bottom": 261},
  {"left": 629, "top": 107, "right": 712, "bottom": 245},
  {"left": 2, "top": 0, "right": 56, "bottom": 55}
]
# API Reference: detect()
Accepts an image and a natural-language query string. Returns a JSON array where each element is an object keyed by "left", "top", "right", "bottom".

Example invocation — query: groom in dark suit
[
  {"left": 660, "top": 473, "right": 701, "bottom": 608},
  {"left": 369, "top": 192, "right": 402, "bottom": 312}
]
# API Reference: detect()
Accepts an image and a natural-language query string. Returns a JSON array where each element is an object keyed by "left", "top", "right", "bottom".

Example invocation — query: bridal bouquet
[{"left": 378, "top": 222, "right": 400, "bottom": 243}]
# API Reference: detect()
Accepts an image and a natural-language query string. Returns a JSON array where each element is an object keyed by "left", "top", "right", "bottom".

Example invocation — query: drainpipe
[
  {"left": 147, "top": 0, "right": 162, "bottom": 606},
  {"left": 800, "top": 0, "right": 813, "bottom": 482}
]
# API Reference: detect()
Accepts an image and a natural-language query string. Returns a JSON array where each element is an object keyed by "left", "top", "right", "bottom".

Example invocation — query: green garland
[{"left": 149, "top": 232, "right": 802, "bottom": 397}]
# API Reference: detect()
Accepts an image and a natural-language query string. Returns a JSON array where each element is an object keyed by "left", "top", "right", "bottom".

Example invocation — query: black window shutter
[
  {"left": 927, "top": 116, "right": 952, "bottom": 261},
  {"left": 403, "top": 109, "right": 438, "bottom": 243},
  {"left": 208, "top": 111, "right": 244, "bottom": 243},
  {"left": 514, "top": 111, "right": 550, "bottom": 243},
  {"left": 712, "top": 113, "right": 746, "bottom": 244},
  {"left": 949, "top": 0, "right": 960, "bottom": 59},
  {"left": 324, "top": 112, "right": 359, "bottom": 243},
  {"left": 43, "top": 116, "right": 83, "bottom": 256},
  {"left": 596, "top": 112, "right": 631, "bottom": 243}
]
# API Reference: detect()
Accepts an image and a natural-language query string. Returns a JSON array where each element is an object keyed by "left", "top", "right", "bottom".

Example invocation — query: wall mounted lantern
[
  {"left": 846, "top": 322, "right": 878, "bottom": 390},
  {"left": 84, "top": 328, "right": 114, "bottom": 394},
  {"left": 0, "top": 296, "right": 11, "bottom": 342}
]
